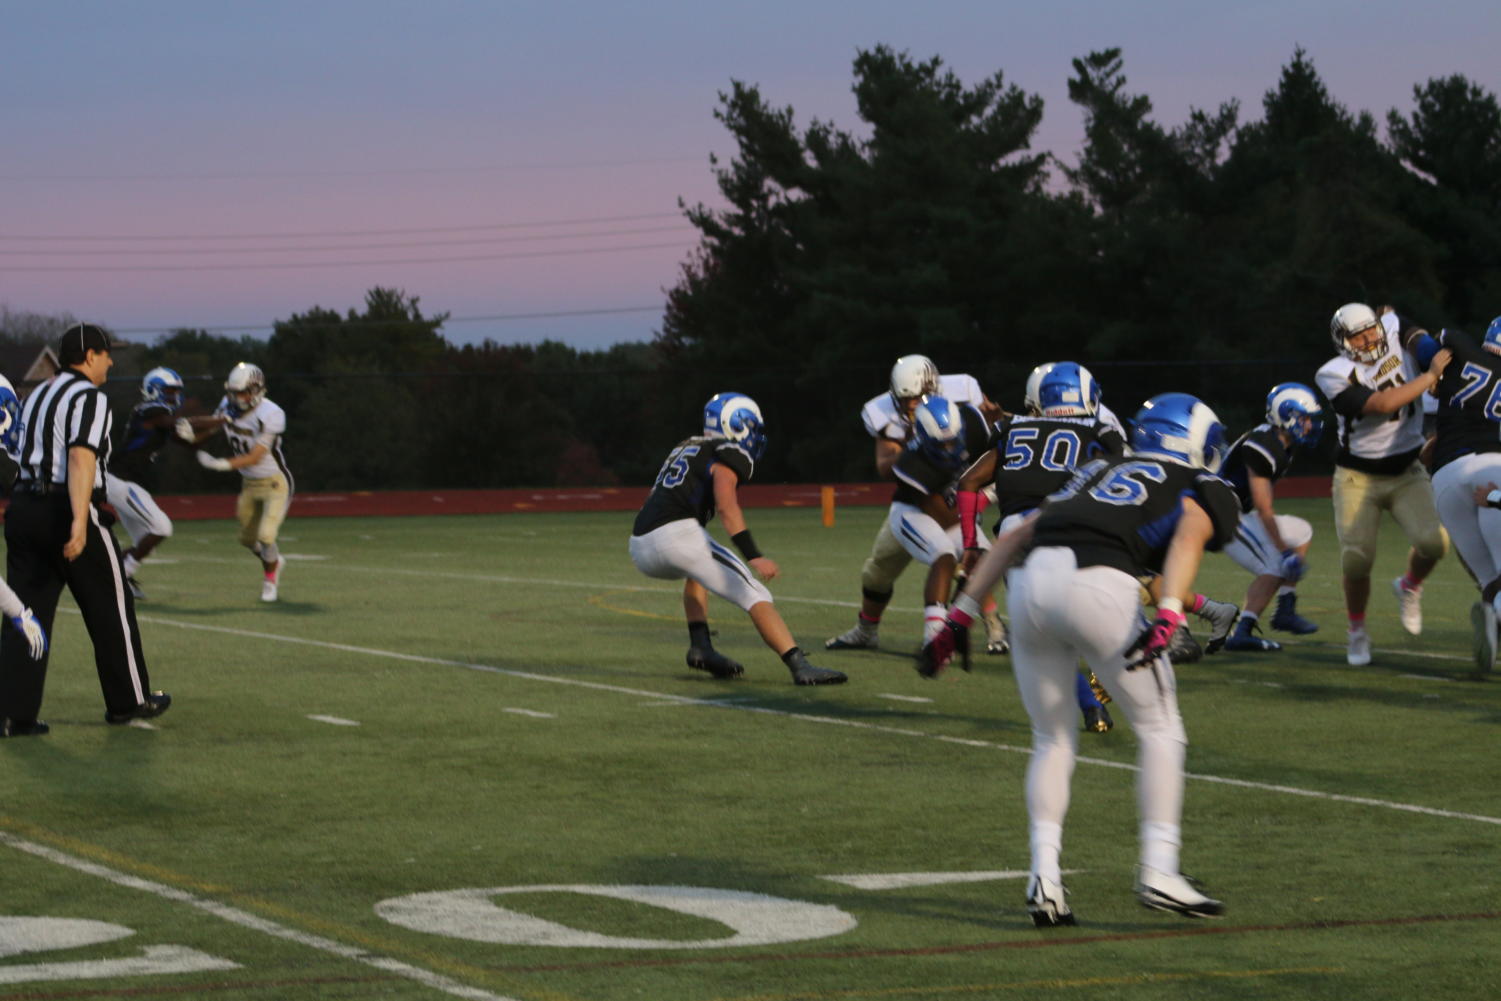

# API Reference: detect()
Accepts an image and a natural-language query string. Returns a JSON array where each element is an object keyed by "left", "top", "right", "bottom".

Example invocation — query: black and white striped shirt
[{"left": 15, "top": 371, "right": 112, "bottom": 488}]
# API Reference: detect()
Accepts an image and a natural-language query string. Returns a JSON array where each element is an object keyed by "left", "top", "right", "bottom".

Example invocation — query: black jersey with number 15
[
  {"left": 1030, "top": 456, "right": 1240, "bottom": 577},
  {"left": 632, "top": 436, "right": 756, "bottom": 535}
]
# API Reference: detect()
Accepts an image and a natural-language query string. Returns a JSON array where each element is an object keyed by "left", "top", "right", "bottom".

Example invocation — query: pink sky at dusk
[{"left": 3, "top": 0, "right": 1495, "bottom": 351}]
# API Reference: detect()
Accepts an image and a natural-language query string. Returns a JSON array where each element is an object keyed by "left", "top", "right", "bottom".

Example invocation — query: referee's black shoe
[
  {"left": 105, "top": 691, "right": 172, "bottom": 725},
  {"left": 0, "top": 718, "right": 50, "bottom": 738}
]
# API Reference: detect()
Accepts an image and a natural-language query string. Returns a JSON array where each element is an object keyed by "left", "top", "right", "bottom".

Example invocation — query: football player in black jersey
[
  {"left": 957, "top": 362, "right": 1125, "bottom": 731},
  {"left": 1217, "top": 383, "right": 1324, "bottom": 651},
  {"left": 1420, "top": 316, "right": 1501, "bottom": 677},
  {"left": 629, "top": 393, "right": 846, "bottom": 687},
  {"left": 885, "top": 395, "right": 993, "bottom": 652},
  {"left": 104, "top": 367, "right": 188, "bottom": 600},
  {"left": 921, "top": 393, "right": 1239, "bottom": 925}
]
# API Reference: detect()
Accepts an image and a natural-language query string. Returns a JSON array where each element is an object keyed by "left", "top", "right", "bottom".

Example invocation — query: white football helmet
[
  {"left": 889, "top": 354, "right": 940, "bottom": 410},
  {"left": 224, "top": 362, "right": 266, "bottom": 416},
  {"left": 1330, "top": 303, "right": 1387, "bottom": 364}
]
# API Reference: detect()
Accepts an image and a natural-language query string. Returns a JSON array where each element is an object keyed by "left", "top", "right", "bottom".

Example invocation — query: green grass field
[{"left": 2, "top": 498, "right": 1498, "bottom": 1000}]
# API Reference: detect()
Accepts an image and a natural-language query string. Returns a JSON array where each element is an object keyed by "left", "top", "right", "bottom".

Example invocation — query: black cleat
[
  {"left": 686, "top": 647, "right": 744, "bottom": 679},
  {"left": 0, "top": 718, "right": 50, "bottom": 738},
  {"left": 1082, "top": 703, "right": 1113, "bottom": 733},
  {"left": 1167, "top": 626, "right": 1203, "bottom": 665},
  {"left": 105, "top": 691, "right": 172, "bottom": 725},
  {"left": 785, "top": 649, "right": 847, "bottom": 686},
  {"left": 126, "top": 576, "right": 146, "bottom": 601}
]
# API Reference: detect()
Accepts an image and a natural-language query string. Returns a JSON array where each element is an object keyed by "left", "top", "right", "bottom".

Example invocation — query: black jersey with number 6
[
  {"left": 1030, "top": 456, "right": 1240, "bottom": 577},
  {"left": 1431, "top": 327, "right": 1501, "bottom": 474},
  {"left": 990, "top": 415, "right": 1125, "bottom": 518},
  {"left": 632, "top": 436, "right": 755, "bottom": 535}
]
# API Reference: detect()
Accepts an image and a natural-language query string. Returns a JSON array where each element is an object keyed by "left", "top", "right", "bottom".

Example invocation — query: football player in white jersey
[
  {"left": 177, "top": 363, "right": 293, "bottom": 602},
  {"left": 1315, "top": 303, "right": 1450, "bottom": 666},
  {"left": 826, "top": 355, "right": 1007, "bottom": 653}
]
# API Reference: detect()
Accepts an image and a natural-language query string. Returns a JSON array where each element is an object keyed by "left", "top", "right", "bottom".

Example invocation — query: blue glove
[
  {"left": 1279, "top": 549, "right": 1306, "bottom": 583},
  {"left": 10, "top": 608, "right": 47, "bottom": 660}
]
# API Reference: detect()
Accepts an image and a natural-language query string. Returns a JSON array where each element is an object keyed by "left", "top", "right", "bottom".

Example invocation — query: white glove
[
  {"left": 197, "top": 452, "right": 233, "bottom": 472},
  {"left": 175, "top": 417, "right": 196, "bottom": 442},
  {"left": 11, "top": 608, "right": 47, "bottom": 660}
]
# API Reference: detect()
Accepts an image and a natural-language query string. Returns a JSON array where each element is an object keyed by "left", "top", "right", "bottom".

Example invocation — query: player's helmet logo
[
  {"left": 142, "top": 367, "right": 185, "bottom": 411},
  {"left": 1129, "top": 393, "right": 1227, "bottom": 473},
  {"left": 703, "top": 392, "right": 767, "bottom": 462},
  {"left": 0, "top": 375, "right": 20, "bottom": 458},
  {"left": 1266, "top": 382, "right": 1324, "bottom": 447}
]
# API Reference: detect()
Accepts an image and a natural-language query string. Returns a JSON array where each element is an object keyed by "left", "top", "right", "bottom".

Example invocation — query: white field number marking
[
  {"left": 0, "top": 917, "right": 237, "bottom": 984},
  {"left": 375, "top": 885, "right": 856, "bottom": 949}
]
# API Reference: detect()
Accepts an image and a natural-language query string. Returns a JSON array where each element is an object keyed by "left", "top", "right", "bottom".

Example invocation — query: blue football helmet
[
  {"left": 1266, "top": 382, "right": 1324, "bottom": 447},
  {"left": 1129, "top": 392, "right": 1228, "bottom": 473},
  {"left": 703, "top": 392, "right": 767, "bottom": 461},
  {"left": 142, "top": 366, "right": 185, "bottom": 411},
  {"left": 0, "top": 375, "right": 20, "bottom": 458},
  {"left": 1025, "top": 361, "right": 1100, "bottom": 418},
  {"left": 1484, "top": 315, "right": 1501, "bottom": 353},
  {"left": 913, "top": 395, "right": 974, "bottom": 471}
]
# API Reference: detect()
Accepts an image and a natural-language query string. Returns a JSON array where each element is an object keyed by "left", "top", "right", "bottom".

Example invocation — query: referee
[{"left": 0, "top": 323, "right": 169, "bottom": 736}]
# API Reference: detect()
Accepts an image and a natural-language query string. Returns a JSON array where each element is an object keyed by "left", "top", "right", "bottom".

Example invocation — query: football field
[{"left": 1, "top": 500, "right": 1498, "bottom": 1000}]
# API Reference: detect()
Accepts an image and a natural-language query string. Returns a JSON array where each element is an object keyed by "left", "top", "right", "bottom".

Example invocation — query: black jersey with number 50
[
  {"left": 632, "top": 436, "right": 756, "bottom": 535},
  {"left": 1030, "top": 456, "right": 1240, "bottom": 577},
  {"left": 990, "top": 415, "right": 1125, "bottom": 518}
]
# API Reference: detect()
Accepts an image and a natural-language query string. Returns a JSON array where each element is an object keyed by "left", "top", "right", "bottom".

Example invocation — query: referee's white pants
[
  {"left": 1009, "top": 547, "right": 1188, "bottom": 862},
  {"left": 1433, "top": 453, "right": 1501, "bottom": 586}
]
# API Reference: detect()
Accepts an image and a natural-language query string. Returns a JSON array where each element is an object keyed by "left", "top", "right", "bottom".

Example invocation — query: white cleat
[
  {"left": 825, "top": 625, "right": 878, "bottom": 650},
  {"left": 1025, "top": 874, "right": 1076, "bottom": 927},
  {"left": 1197, "top": 598, "right": 1240, "bottom": 654},
  {"left": 1346, "top": 627, "right": 1372, "bottom": 667},
  {"left": 1135, "top": 866, "right": 1224, "bottom": 918},
  {"left": 1392, "top": 577, "right": 1422, "bottom": 635},
  {"left": 261, "top": 558, "right": 284, "bottom": 603}
]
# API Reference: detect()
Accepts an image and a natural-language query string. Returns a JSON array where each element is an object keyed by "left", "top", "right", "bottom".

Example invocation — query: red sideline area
[{"left": 120, "top": 476, "right": 1332, "bottom": 520}]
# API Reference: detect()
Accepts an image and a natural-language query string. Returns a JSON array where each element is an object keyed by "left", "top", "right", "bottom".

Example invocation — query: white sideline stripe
[
  {"left": 501, "top": 707, "right": 554, "bottom": 719},
  {"left": 875, "top": 693, "right": 934, "bottom": 703},
  {"left": 130, "top": 614, "right": 1501, "bottom": 828},
  {"left": 0, "top": 832, "right": 520, "bottom": 1001},
  {"left": 307, "top": 714, "right": 360, "bottom": 726}
]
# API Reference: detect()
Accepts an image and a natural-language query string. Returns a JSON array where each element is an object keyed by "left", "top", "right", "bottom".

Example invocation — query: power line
[
  {"left": 0, "top": 225, "right": 691, "bottom": 257},
  {"left": 0, "top": 211, "right": 685, "bottom": 242},
  {"left": 0, "top": 155, "right": 706, "bottom": 183},
  {"left": 0, "top": 241, "right": 690, "bottom": 273},
  {"left": 109, "top": 305, "right": 665, "bottom": 337}
]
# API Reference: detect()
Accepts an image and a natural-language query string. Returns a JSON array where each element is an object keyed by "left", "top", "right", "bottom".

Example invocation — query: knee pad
[
  {"left": 1341, "top": 546, "right": 1375, "bottom": 580},
  {"left": 1413, "top": 523, "right": 1449, "bottom": 563},
  {"left": 861, "top": 556, "right": 904, "bottom": 594}
]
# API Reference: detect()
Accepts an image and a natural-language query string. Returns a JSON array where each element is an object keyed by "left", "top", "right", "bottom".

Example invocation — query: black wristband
[{"left": 731, "top": 530, "right": 763, "bottom": 561}]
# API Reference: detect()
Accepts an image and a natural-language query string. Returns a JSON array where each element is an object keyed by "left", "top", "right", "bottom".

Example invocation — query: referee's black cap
[{"left": 58, "top": 323, "right": 125, "bottom": 366}]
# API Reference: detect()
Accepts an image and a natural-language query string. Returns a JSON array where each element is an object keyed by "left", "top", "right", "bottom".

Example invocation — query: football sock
[
  {"left": 1141, "top": 820, "right": 1182, "bottom": 875},
  {"left": 1030, "top": 821, "right": 1063, "bottom": 884},
  {"left": 1189, "top": 593, "right": 1208, "bottom": 613},
  {"left": 1074, "top": 671, "right": 1102, "bottom": 710},
  {"left": 688, "top": 621, "right": 713, "bottom": 650},
  {"left": 1398, "top": 572, "right": 1422, "bottom": 591},
  {"left": 123, "top": 555, "right": 141, "bottom": 577}
]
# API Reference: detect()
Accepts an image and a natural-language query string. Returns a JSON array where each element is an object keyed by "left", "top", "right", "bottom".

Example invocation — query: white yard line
[
  {"left": 127, "top": 612, "right": 1501, "bottom": 828},
  {"left": 0, "top": 832, "right": 521, "bottom": 1001}
]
